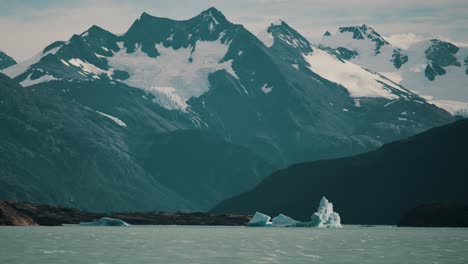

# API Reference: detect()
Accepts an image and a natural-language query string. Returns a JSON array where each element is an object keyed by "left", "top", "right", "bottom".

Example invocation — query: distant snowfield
[
  {"left": 108, "top": 40, "right": 238, "bottom": 111},
  {"left": 257, "top": 28, "right": 274, "bottom": 47},
  {"left": 320, "top": 27, "right": 468, "bottom": 114},
  {"left": 20, "top": 73, "right": 58, "bottom": 87},
  {"left": 428, "top": 100, "right": 468, "bottom": 116},
  {"left": 2, "top": 46, "right": 62, "bottom": 79},
  {"left": 304, "top": 49, "right": 400, "bottom": 99}
]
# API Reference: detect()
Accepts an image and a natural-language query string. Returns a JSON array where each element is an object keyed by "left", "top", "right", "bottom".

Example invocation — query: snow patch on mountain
[
  {"left": 304, "top": 49, "right": 399, "bottom": 99},
  {"left": 108, "top": 40, "right": 238, "bottom": 111},
  {"left": 20, "top": 73, "right": 59, "bottom": 87},
  {"left": 2, "top": 46, "right": 62, "bottom": 78},
  {"left": 257, "top": 28, "right": 274, "bottom": 47},
  {"left": 68, "top": 58, "right": 112, "bottom": 79},
  {"left": 147, "top": 86, "right": 188, "bottom": 111},
  {"left": 261, "top": 83, "right": 273, "bottom": 94},
  {"left": 321, "top": 25, "right": 395, "bottom": 72},
  {"left": 96, "top": 111, "right": 127, "bottom": 127},
  {"left": 321, "top": 26, "right": 468, "bottom": 111},
  {"left": 395, "top": 40, "right": 468, "bottom": 102},
  {"left": 429, "top": 100, "right": 468, "bottom": 117}
]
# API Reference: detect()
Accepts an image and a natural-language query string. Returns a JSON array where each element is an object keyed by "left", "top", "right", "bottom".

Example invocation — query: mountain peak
[
  {"left": 257, "top": 19, "right": 312, "bottom": 54},
  {"left": 197, "top": 7, "right": 228, "bottom": 25},
  {"left": 424, "top": 39, "right": 461, "bottom": 69},
  {"left": 271, "top": 19, "right": 285, "bottom": 26},
  {"left": 332, "top": 24, "right": 389, "bottom": 55},
  {"left": 338, "top": 24, "right": 380, "bottom": 40},
  {"left": 0, "top": 50, "right": 17, "bottom": 70}
]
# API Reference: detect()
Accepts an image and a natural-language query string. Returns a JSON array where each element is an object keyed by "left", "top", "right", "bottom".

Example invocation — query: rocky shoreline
[{"left": 0, "top": 201, "right": 251, "bottom": 226}]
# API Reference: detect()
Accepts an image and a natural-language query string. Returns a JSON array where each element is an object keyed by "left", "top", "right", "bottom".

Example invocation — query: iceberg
[
  {"left": 272, "top": 214, "right": 299, "bottom": 227},
  {"left": 80, "top": 217, "right": 130, "bottom": 227},
  {"left": 247, "top": 197, "right": 342, "bottom": 228},
  {"left": 309, "top": 197, "right": 342, "bottom": 228},
  {"left": 248, "top": 212, "right": 272, "bottom": 227}
]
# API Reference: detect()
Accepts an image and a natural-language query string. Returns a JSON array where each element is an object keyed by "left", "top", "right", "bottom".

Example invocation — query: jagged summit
[
  {"left": 198, "top": 7, "right": 229, "bottom": 24},
  {"left": 257, "top": 19, "right": 312, "bottom": 54},
  {"left": 0, "top": 50, "right": 17, "bottom": 70},
  {"left": 135, "top": 7, "right": 229, "bottom": 25},
  {"left": 320, "top": 24, "right": 468, "bottom": 113}
]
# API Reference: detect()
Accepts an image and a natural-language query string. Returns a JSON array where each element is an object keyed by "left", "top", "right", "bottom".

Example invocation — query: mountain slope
[
  {"left": 0, "top": 8, "right": 458, "bottom": 213},
  {"left": 212, "top": 119, "right": 468, "bottom": 225},
  {"left": 0, "top": 50, "right": 16, "bottom": 70},
  {"left": 134, "top": 130, "right": 275, "bottom": 211},
  {"left": 0, "top": 73, "right": 191, "bottom": 212},
  {"left": 0, "top": 73, "right": 275, "bottom": 212},
  {"left": 1, "top": 9, "right": 455, "bottom": 166},
  {"left": 320, "top": 25, "right": 468, "bottom": 115}
]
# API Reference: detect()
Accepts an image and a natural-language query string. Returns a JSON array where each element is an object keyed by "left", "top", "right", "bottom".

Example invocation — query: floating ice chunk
[
  {"left": 272, "top": 214, "right": 299, "bottom": 227},
  {"left": 80, "top": 217, "right": 130, "bottom": 227},
  {"left": 248, "top": 212, "right": 272, "bottom": 227},
  {"left": 325, "top": 212, "right": 342, "bottom": 228},
  {"left": 309, "top": 197, "right": 342, "bottom": 228}
]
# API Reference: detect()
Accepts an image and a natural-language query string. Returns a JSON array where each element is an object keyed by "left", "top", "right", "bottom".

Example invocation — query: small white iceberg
[
  {"left": 248, "top": 212, "right": 272, "bottom": 227},
  {"left": 80, "top": 217, "right": 130, "bottom": 227},
  {"left": 309, "top": 197, "right": 342, "bottom": 228},
  {"left": 272, "top": 214, "right": 299, "bottom": 227}
]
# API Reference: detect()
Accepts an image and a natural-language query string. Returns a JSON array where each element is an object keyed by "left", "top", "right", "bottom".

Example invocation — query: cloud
[{"left": 385, "top": 33, "right": 427, "bottom": 49}]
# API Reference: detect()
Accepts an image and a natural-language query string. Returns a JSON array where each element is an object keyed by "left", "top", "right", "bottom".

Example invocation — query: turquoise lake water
[{"left": 1, "top": 225, "right": 467, "bottom": 263}]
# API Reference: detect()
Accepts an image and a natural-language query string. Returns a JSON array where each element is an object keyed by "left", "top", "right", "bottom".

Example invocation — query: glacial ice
[
  {"left": 309, "top": 197, "right": 342, "bottom": 228},
  {"left": 247, "top": 196, "right": 342, "bottom": 228},
  {"left": 272, "top": 214, "right": 299, "bottom": 227},
  {"left": 79, "top": 217, "right": 130, "bottom": 227},
  {"left": 248, "top": 212, "right": 272, "bottom": 227}
]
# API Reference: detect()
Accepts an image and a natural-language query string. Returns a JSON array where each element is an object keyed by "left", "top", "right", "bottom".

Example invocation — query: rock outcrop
[{"left": 0, "top": 201, "right": 250, "bottom": 226}]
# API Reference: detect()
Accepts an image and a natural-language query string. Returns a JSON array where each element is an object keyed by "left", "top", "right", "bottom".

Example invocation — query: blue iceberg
[
  {"left": 248, "top": 212, "right": 272, "bottom": 227},
  {"left": 272, "top": 214, "right": 299, "bottom": 227},
  {"left": 80, "top": 217, "right": 130, "bottom": 227}
]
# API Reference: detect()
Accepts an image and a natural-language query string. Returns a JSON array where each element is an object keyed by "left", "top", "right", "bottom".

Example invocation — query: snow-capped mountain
[
  {"left": 320, "top": 25, "right": 468, "bottom": 115},
  {"left": 0, "top": 8, "right": 456, "bottom": 212},
  {"left": 0, "top": 50, "right": 16, "bottom": 70},
  {"left": 1, "top": 8, "right": 454, "bottom": 165},
  {"left": 3, "top": 8, "right": 241, "bottom": 112}
]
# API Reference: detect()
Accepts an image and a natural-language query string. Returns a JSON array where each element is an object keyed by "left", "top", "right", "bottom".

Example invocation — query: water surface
[{"left": 1, "top": 225, "right": 467, "bottom": 263}]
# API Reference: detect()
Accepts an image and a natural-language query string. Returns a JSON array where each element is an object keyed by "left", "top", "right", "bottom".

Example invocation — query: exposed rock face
[
  {"left": 399, "top": 203, "right": 468, "bottom": 227},
  {"left": 0, "top": 201, "right": 251, "bottom": 226},
  {"left": 0, "top": 201, "right": 38, "bottom": 226},
  {"left": 0, "top": 50, "right": 16, "bottom": 70}
]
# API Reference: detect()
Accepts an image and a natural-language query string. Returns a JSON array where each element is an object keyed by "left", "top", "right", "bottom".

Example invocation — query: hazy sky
[{"left": 1, "top": 0, "right": 467, "bottom": 61}]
